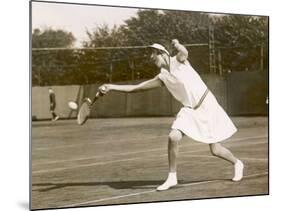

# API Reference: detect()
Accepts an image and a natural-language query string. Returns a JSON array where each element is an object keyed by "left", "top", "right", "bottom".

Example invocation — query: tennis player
[
  {"left": 48, "top": 88, "right": 59, "bottom": 121},
  {"left": 99, "top": 39, "right": 244, "bottom": 191}
]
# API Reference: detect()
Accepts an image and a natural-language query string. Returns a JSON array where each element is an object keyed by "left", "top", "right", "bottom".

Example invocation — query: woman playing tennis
[{"left": 99, "top": 39, "right": 244, "bottom": 191}]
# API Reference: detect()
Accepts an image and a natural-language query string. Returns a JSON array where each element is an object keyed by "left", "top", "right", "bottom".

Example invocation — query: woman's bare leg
[
  {"left": 157, "top": 129, "right": 182, "bottom": 191},
  {"left": 209, "top": 143, "right": 244, "bottom": 181}
]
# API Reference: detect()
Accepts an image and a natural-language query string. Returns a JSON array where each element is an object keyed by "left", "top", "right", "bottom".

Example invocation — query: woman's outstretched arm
[{"left": 99, "top": 75, "right": 163, "bottom": 94}]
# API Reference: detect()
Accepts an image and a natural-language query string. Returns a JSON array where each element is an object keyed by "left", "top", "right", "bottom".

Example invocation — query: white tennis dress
[{"left": 157, "top": 56, "right": 237, "bottom": 143}]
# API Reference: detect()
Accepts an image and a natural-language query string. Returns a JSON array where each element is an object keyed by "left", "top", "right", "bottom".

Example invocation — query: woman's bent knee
[
  {"left": 209, "top": 143, "right": 221, "bottom": 156},
  {"left": 169, "top": 130, "right": 183, "bottom": 142}
]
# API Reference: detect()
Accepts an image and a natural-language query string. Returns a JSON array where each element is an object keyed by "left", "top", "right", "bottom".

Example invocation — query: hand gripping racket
[{"left": 77, "top": 91, "right": 104, "bottom": 125}]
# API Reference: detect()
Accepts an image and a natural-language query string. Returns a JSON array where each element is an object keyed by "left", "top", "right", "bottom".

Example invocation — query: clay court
[{"left": 31, "top": 117, "right": 268, "bottom": 210}]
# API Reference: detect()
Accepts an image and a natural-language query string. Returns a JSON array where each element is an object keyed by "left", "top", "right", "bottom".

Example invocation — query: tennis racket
[{"left": 77, "top": 91, "right": 104, "bottom": 125}]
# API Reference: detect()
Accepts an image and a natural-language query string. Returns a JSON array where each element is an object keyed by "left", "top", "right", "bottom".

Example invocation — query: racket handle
[{"left": 91, "top": 91, "right": 104, "bottom": 104}]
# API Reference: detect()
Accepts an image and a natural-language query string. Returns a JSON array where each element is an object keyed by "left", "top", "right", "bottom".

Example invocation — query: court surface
[{"left": 31, "top": 117, "right": 268, "bottom": 210}]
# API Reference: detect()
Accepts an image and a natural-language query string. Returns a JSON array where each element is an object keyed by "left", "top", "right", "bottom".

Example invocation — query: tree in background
[
  {"left": 32, "top": 28, "right": 76, "bottom": 48},
  {"left": 214, "top": 15, "right": 268, "bottom": 71},
  {"left": 84, "top": 10, "right": 268, "bottom": 74},
  {"left": 83, "top": 24, "right": 126, "bottom": 47},
  {"left": 83, "top": 10, "right": 211, "bottom": 77},
  {"left": 32, "top": 28, "right": 77, "bottom": 86},
  {"left": 84, "top": 10, "right": 210, "bottom": 49},
  {"left": 215, "top": 15, "right": 268, "bottom": 47}
]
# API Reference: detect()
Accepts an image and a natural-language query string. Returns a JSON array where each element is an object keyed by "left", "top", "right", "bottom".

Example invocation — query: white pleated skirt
[{"left": 172, "top": 92, "right": 237, "bottom": 143}]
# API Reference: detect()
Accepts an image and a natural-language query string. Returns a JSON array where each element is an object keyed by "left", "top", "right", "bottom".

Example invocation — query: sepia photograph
[{"left": 31, "top": 0, "right": 269, "bottom": 210}]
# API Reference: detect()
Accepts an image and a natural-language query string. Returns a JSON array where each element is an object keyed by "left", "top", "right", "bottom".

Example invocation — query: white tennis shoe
[
  {"left": 52, "top": 116, "right": 60, "bottom": 121},
  {"left": 232, "top": 160, "right": 244, "bottom": 181},
  {"left": 157, "top": 172, "right": 178, "bottom": 191}
]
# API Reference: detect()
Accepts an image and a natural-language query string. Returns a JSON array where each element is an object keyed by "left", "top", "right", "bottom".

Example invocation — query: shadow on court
[
  {"left": 33, "top": 180, "right": 164, "bottom": 192},
  {"left": 33, "top": 178, "right": 234, "bottom": 192}
]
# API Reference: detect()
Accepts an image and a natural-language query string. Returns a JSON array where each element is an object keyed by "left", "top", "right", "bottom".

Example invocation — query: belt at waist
[{"left": 185, "top": 89, "right": 209, "bottom": 110}]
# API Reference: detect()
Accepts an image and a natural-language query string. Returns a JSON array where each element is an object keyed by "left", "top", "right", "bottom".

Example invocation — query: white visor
[{"left": 149, "top": 43, "right": 170, "bottom": 56}]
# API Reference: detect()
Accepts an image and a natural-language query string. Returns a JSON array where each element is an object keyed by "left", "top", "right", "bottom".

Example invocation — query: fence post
[
  {"left": 109, "top": 62, "right": 113, "bottom": 82},
  {"left": 208, "top": 24, "right": 216, "bottom": 73},
  {"left": 129, "top": 59, "right": 135, "bottom": 80},
  {"left": 218, "top": 48, "right": 222, "bottom": 75},
  {"left": 260, "top": 45, "right": 264, "bottom": 71},
  {"left": 38, "top": 68, "right": 41, "bottom": 86}
]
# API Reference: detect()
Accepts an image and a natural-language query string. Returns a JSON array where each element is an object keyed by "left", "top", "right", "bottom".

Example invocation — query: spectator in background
[{"left": 48, "top": 88, "right": 59, "bottom": 121}]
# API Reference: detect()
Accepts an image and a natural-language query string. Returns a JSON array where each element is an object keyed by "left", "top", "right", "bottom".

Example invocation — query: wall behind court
[
  {"left": 32, "top": 72, "right": 267, "bottom": 120},
  {"left": 226, "top": 71, "right": 268, "bottom": 115}
]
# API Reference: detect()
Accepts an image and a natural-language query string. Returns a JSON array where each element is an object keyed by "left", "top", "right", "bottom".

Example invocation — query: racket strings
[{"left": 77, "top": 99, "right": 91, "bottom": 125}]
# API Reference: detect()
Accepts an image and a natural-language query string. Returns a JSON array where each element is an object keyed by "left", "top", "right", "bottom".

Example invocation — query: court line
[
  {"left": 35, "top": 135, "right": 168, "bottom": 151},
  {"left": 64, "top": 190, "right": 157, "bottom": 207},
  {"left": 62, "top": 172, "right": 268, "bottom": 208},
  {"left": 35, "top": 133, "right": 267, "bottom": 151},
  {"left": 179, "top": 154, "right": 267, "bottom": 162},
  {"left": 33, "top": 147, "right": 168, "bottom": 167},
  {"left": 228, "top": 135, "right": 268, "bottom": 142},
  {"left": 186, "top": 139, "right": 267, "bottom": 154},
  {"left": 33, "top": 147, "right": 268, "bottom": 175},
  {"left": 32, "top": 136, "right": 268, "bottom": 174},
  {"left": 238, "top": 157, "right": 268, "bottom": 161},
  {"left": 33, "top": 135, "right": 267, "bottom": 167}
]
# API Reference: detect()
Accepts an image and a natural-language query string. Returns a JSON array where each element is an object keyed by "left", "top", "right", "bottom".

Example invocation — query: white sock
[
  {"left": 232, "top": 160, "right": 244, "bottom": 181},
  {"left": 157, "top": 172, "right": 178, "bottom": 191}
]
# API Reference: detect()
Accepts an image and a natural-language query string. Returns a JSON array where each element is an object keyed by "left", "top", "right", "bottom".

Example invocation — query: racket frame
[{"left": 77, "top": 91, "right": 103, "bottom": 125}]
